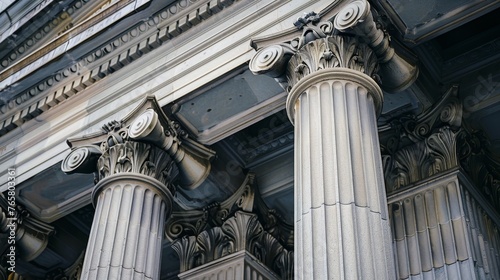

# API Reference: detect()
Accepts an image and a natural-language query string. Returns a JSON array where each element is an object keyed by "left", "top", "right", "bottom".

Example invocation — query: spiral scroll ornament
[
  {"left": 61, "top": 146, "right": 102, "bottom": 174},
  {"left": 129, "top": 108, "right": 159, "bottom": 140},
  {"left": 440, "top": 102, "right": 462, "bottom": 128},
  {"left": 334, "top": 0, "right": 370, "bottom": 30},
  {"left": 249, "top": 45, "right": 290, "bottom": 78},
  {"left": 62, "top": 148, "right": 88, "bottom": 172}
]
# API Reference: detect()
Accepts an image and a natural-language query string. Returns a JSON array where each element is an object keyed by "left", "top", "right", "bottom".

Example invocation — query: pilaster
[
  {"left": 381, "top": 86, "right": 500, "bottom": 278},
  {"left": 61, "top": 95, "right": 215, "bottom": 280}
]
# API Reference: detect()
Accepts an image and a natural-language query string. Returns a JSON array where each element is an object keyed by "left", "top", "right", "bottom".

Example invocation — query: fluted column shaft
[
  {"left": 285, "top": 37, "right": 395, "bottom": 279},
  {"left": 81, "top": 175, "right": 171, "bottom": 280}
]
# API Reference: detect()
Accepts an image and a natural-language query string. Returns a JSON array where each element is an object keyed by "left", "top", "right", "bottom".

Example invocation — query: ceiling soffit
[{"left": 373, "top": 0, "right": 500, "bottom": 45}]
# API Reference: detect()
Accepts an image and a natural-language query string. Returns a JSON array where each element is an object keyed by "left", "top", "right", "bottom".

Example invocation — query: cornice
[
  {"left": 0, "top": 0, "right": 56, "bottom": 45},
  {"left": 0, "top": 0, "right": 242, "bottom": 137},
  {"left": 0, "top": 0, "right": 312, "bottom": 196},
  {"left": 0, "top": 0, "right": 142, "bottom": 87},
  {"left": 0, "top": 0, "right": 94, "bottom": 71}
]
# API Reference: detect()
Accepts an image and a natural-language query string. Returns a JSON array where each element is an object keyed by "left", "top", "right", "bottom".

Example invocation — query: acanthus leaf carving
[
  {"left": 252, "top": 233, "right": 284, "bottom": 268},
  {"left": 276, "top": 249, "right": 294, "bottom": 280},
  {"left": 196, "top": 227, "right": 229, "bottom": 265},
  {"left": 285, "top": 36, "right": 378, "bottom": 89},
  {"left": 172, "top": 235, "right": 198, "bottom": 272},
  {"left": 96, "top": 141, "right": 177, "bottom": 192},
  {"left": 167, "top": 174, "right": 293, "bottom": 278},
  {"left": 63, "top": 95, "right": 213, "bottom": 198},
  {"left": 380, "top": 85, "right": 462, "bottom": 154},
  {"left": 384, "top": 127, "right": 462, "bottom": 193},
  {"left": 222, "top": 211, "right": 264, "bottom": 253}
]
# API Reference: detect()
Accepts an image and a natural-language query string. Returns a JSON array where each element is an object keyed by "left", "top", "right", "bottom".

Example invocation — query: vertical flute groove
[{"left": 81, "top": 180, "right": 170, "bottom": 280}]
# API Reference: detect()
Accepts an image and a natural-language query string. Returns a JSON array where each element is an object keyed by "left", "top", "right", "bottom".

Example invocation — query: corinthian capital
[
  {"left": 61, "top": 95, "right": 215, "bottom": 192},
  {"left": 249, "top": 0, "right": 418, "bottom": 93}
]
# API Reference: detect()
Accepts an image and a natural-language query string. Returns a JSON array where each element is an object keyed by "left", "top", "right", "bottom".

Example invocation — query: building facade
[{"left": 0, "top": 0, "right": 499, "bottom": 279}]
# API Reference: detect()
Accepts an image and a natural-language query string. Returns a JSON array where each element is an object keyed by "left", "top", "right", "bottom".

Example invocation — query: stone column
[
  {"left": 249, "top": 1, "right": 418, "bottom": 278},
  {"left": 65, "top": 142, "right": 174, "bottom": 279},
  {"left": 288, "top": 36, "right": 393, "bottom": 279},
  {"left": 62, "top": 96, "right": 214, "bottom": 280},
  {"left": 253, "top": 35, "right": 393, "bottom": 280}
]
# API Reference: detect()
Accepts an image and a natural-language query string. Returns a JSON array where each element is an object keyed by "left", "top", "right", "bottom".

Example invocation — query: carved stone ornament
[
  {"left": 0, "top": 194, "right": 55, "bottom": 262},
  {"left": 286, "top": 36, "right": 379, "bottom": 89},
  {"left": 379, "top": 85, "right": 462, "bottom": 154},
  {"left": 461, "top": 135, "right": 500, "bottom": 209},
  {"left": 167, "top": 173, "right": 293, "bottom": 279},
  {"left": 61, "top": 95, "right": 215, "bottom": 197},
  {"left": 166, "top": 173, "right": 293, "bottom": 248},
  {"left": 380, "top": 86, "right": 466, "bottom": 192},
  {"left": 380, "top": 83, "right": 500, "bottom": 211},
  {"left": 249, "top": 0, "right": 418, "bottom": 93},
  {"left": 383, "top": 127, "right": 462, "bottom": 192}
]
